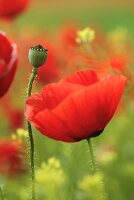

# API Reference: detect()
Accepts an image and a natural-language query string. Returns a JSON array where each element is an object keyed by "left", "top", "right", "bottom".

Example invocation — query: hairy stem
[
  {"left": 87, "top": 138, "right": 96, "bottom": 173},
  {"left": 87, "top": 138, "right": 107, "bottom": 200},
  {"left": 27, "top": 67, "right": 38, "bottom": 200}
]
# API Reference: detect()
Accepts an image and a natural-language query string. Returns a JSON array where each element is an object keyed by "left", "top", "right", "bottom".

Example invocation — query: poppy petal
[
  {"left": 41, "top": 82, "right": 84, "bottom": 110},
  {"left": 25, "top": 93, "right": 46, "bottom": 124},
  {"left": 34, "top": 109, "right": 77, "bottom": 142},
  {"left": 60, "top": 70, "right": 99, "bottom": 86},
  {"left": 0, "top": 44, "right": 17, "bottom": 97},
  {"left": 0, "top": 0, "right": 30, "bottom": 19},
  {"left": 35, "top": 75, "right": 126, "bottom": 142},
  {"left": 0, "top": 32, "right": 12, "bottom": 63}
]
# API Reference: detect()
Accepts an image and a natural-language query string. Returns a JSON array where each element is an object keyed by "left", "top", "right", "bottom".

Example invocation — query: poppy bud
[{"left": 28, "top": 44, "right": 48, "bottom": 68}]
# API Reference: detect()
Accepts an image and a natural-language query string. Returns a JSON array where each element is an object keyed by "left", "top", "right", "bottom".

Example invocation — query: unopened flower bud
[{"left": 28, "top": 44, "right": 48, "bottom": 68}]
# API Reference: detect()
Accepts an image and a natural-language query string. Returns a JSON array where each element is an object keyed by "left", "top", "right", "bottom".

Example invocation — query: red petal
[
  {"left": 41, "top": 82, "right": 84, "bottom": 109},
  {"left": 60, "top": 70, "right": 99, "bottom": 86},
  {"left": 0, "top": 0, "right": 30, "bottom": 19},
  {"left": 0, "top": 44, "right": 17, "bottom": 98},
  {"left": 34, "top": 109, "right": 76, "bottom": 142},
  {"left": 25, "top": 94, "right": 76, "bottom": 142},
  {"left": 25, "top": 93, "right": 46, "bottom": 124},
  {"left": 38, "top": 42, "right": 59, "bottom": 84},
  {"left": 0, "top": 32, "right": 12, "bottom": 63},
  {"left": 35, "top": 75, "right": 126, "bottom": 142}
]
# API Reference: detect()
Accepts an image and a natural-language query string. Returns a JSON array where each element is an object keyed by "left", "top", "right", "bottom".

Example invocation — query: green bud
[{"left": 28, "top": 44, "right": 48, "bottom": 68}]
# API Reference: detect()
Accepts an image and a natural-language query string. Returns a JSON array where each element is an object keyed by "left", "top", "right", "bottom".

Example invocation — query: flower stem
[
  {"left": 27, "top": 68, "right": 38, "bottom": 97},
  {"left": 87, "top": 138, "right": 96, "bottom": 173},
  {"left": 27, "top": 67, "right": 38, "bottom": 200},
  {"left": 87, "top": 139, "right": 107, "bottom": 200}
]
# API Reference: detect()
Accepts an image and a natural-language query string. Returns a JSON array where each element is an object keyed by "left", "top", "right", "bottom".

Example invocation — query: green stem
[
  {"left": 27, "top": 67, "right": 38, "bottom": 200},
  {"left": 87, "top": 138, "right": 96, "bottom": 173},
  {"left": 87, "top": 139, "right": 107, "bottom": 200},
  {"left": 27, "top": 68, "right": 38, "bottom": 97}
]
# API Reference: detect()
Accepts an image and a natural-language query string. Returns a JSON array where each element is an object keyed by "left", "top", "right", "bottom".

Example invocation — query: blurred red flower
[
  {"left": 4, "top": 106, "right": 24, "bottom": 130},
  {"left": 108, "top": 54, "right": 129, "bottom": 72},
  {"left": 1, "top": 95, "right": 24, "bottom": 130},
  {"left": 25, "top": 70, "right": 126, "bottom": 142},
  {"left": 0, "top": 32, "right": 17, "bottom": 98},
  {"left": 8, "top": 109, "right": 24, "bottom": 130},
  {"left": 38, "top": 42, "right": 59, "bottom": 84},
  {"left": 58, "top": 23, "right": 78, "bottom": 48},
  {"left": 0, "top": 0, "right": 30, "bottom": 20},
  {"left": 0, "top": 139, "right": 26, "bottom": 176}
]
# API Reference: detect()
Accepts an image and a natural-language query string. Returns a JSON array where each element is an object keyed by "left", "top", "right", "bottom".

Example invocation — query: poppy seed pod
[{"left": 28, "top": 44, "right": 48, "bottom": 68}]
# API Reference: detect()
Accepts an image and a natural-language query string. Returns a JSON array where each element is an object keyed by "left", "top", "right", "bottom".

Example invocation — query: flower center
[{"left": 91, "top": 129, "right": 104, "bottom": 138}]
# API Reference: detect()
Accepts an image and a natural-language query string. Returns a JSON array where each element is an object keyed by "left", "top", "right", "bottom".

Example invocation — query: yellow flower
[
  {"left": 11, "top": 128, "right": 27, "bottom": 141},
  {"left": 36, "top": 157, "right": 66, "bottom": 199},
  {"left": 17, "top": 128, "right": 27, "bottom": 138},
  {"left": 76, "top": 27, "right": 95, "bottom": 44},
  {"left": 79, "top": 172, "right": 103, "bottom": 190},
  {"left": 79, "top": 172, "right": 105, "bottom": 199},
  {"left": 36, "top": 157, "right": 65, "bottom": 187}
]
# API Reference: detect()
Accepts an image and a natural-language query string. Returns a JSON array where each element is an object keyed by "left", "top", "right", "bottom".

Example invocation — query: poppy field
[{"left": 0, "top": 0, "right": 134, "bottom": 200}]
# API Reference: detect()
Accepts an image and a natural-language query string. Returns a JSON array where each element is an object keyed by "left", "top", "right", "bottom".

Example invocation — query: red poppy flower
[
  {"left": 58, "top": 23, "right": 78, "bottom": 48},
  {"left": 8, "top": 109, "right": 24, "bottom": 130},
  {"left": 25, "top": 70, "right": 126, "bottom": 142},
  {"left": 109, "top": 54, "right": 129, "bottom": 72},
  {"left": 0, "top": 0, "right": 30, "bottom": 20},
  {"left": 0, "top": 139, "right": 26, "bottom": 176},
  {"left": 1, "top": 95, "right": 24, "bottom": 130},
  {"left": 0, "top": 32, "right": 17, "bottom": 98},
  {"left": 38, "top": 42, "right": 59, "bottom": 84},
  {"left": 4, "top": 106, "right": 24, "bottom": 130}
]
